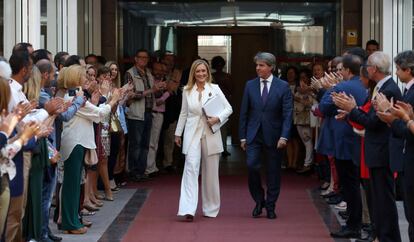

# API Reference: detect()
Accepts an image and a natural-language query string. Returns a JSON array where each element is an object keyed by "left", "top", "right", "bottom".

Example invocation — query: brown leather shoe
[{"left": 63, "top": 227, "right": 87, "bottom": 234}]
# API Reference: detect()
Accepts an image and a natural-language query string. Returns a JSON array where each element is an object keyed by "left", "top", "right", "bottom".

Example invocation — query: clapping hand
[
  {"left": 335, "top": 109, "right": 349, "bottom": 121},
  {"left": 0, "top": 109, "right": 22, "bottom": 137},
  {"left": 44, "top": 98, "right": 66, "bottom": 115},
  {"left": 377, "top": 110, "right": 398, "bottom": 125},
  {"left": 374, "top": 93, "right": 393, "bottom": 112},
  {"left": 390, "top": 101, "right": 414, "bottom": 122},
  {"left": 331, "top": 92, "right": 357, "bottom": 112},
  {"left": 310, "top": 77, "right": 322, "bottom": 91},
  {"left": 100, "top": 80, "right": 111, "bottom": 97},
  {"left": 17, "top": 121, "right": 41, "bottom": 145}
]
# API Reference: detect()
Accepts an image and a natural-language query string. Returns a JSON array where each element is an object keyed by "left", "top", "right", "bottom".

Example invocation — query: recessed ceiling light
[{"left": 151, "top": 1, "right": 158, "bottom": 5}]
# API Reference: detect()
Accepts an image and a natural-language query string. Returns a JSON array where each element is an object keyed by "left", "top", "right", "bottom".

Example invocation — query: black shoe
[
  {"left": 133, "top": 174, "right": 150, "bottom": 182},
  {"left": 164, "top": 165, "right": 176, "bottom": 173},
  {"left": 355, "top": 234, "right": 376, "bottom": 242},
  {"left": 321, "top": 191, "right": 337, "bottom": 198},
  {"left": 326, "top": 196, "right": 342, "bottom": 205},
  {"left": 266, "top": 209, "right": 277, "bottom": 219},
  {"left": 48, "top": 232, "right": 62, "bottom": 241},
  {"left": 222, "top": 150, "right": 231, "bottom": 157},
  {"left": 147, "top": 172, "right": 159, "bottom": 178},
  {"left": 330, "top": 226, "right": 360, "bottom": 238},
  {"left": 338, "top": 210, "right": 348, "bottom": 217},
  {"left": 252, "top": 202, "right": 265, "bottom": 218},
  {"left": 296, "top": 165, "right": 312, "bottom": 174}
]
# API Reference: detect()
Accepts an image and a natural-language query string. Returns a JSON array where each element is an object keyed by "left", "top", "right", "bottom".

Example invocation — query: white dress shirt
[
  {"left": 260, "top": 74, "right": 273, "bottom": 94},
  {"left": 8, "top": 79, "right": 49, "bottom": 122},
  {"left": 60, "top": 94, "right": 112, "bottom": 162}
]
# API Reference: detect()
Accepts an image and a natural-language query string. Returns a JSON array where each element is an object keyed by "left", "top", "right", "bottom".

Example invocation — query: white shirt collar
[
  {"left": 406, "top": 79, "right": 414, "bottom": 91},
  {"left": 260, "top": 74, "right": 273, "bottom": 83},
  {"left": 374, "top": 75, "right": 392, "bottom": 90}
]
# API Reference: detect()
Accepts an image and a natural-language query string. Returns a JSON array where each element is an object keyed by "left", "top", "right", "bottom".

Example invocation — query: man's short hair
[
  {"left": 64, "top": 55, "right": 82, "bottom": 67},
  {"left": 135, "top": 49, "right": 149, "bottom": 57},
  {"left": 9, "top": 51, "right": 31, "bottom": 75},
  {"left": 12, "top": 42, "right": 33, "bottom": 55},
  {"left": 342, "top": 54, "right": 362, "bottom": 75},
  {"left": 54, "top": 51, "right": 69, "bottom": 69},
  {"left": 344, "top": 47, "right": 366, "bottom": 61},
  {"left": 366, "top": 39, "right": 380, "bottom": 48},
  {"left": 368, "top": 51, "right": 391, "bottom": 75},
  {"left": 253, "top": 52, "right": 276, "bottom": 71},
  {"left": 36, "top": 59, "right": 53, "bottom": 74},
  {"left": 32, "top": 49, "right": 52, "bottom": 64},
  {"left": 394, "top": 50, "right": 414, "bottom": 77}
]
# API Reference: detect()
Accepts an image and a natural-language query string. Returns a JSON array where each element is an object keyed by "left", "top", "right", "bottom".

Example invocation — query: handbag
[
  {"left": 110, "top": 112, "right": 122, "bottom": 133},
  {"left": 84, "top": 149, "right": 98, "bottom": 166},
  {"left": 47, "top": 140, "right": 60, "bottom": 165}
]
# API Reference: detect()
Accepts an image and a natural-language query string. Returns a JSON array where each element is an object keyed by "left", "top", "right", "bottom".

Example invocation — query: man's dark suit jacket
[
  {"left": 349, "top": 78, "right": 403, "bottom": 170},
  {"left": 239, "top": 76, "right": 293, "bottom": 146}
]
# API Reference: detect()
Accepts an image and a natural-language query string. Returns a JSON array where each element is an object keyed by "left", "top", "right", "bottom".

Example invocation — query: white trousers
[
  {"left": 145, "top": 112, "right": 164, "bottom": 174},
  {"left": 177, "top": 136, "right": 220, "bottom": 217},
  {"left": 297, "top": 125, "right": 314, "bottom": 166}
]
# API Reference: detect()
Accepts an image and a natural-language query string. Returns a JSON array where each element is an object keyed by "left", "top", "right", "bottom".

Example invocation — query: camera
[{"left": 68, "top": 88, "right": 79, "bottom": 96}]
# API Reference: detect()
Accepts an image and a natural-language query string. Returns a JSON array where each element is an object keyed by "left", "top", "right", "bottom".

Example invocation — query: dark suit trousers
[
  {"left": 246, "top": 129, "right": 282, "bottom": 210},
  {"left": 369, "top": 167, "right": 401, "bottom": 242},
  {"left": 403, "top": 162, "right": 414, "bottom": 242},
  {"left": 335, "top": 159, "right": 362, "bottom": 230}
]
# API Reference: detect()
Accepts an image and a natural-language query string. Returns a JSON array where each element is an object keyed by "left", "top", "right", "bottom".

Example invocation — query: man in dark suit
[
  {"left": 319, "top": 54, "right": 367, "bottom": 239},
  {"left": 377, "top": 50, "right": 414, "bottom": 242},
  {"left": 239, "top": 52, "right": 293, "bottom": 219},
  {"left": 343, "top": 51, "right": 402, "bottom": 242}
]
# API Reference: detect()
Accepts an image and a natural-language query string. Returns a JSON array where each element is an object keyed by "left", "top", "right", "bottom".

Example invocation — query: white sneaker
[{"left": 334, "top": 201, "right": 347, "bottom": 210}]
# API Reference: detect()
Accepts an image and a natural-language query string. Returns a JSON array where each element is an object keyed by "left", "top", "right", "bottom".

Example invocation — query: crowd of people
[
  {"left": 0, "top": 43, "right": 188, "bottom": 242},
  {"left": 277, "top": 39, "right": 414, "bottom": 242},
  {"left": 1, "top": 37, "right": 414, "bottom": 242}
]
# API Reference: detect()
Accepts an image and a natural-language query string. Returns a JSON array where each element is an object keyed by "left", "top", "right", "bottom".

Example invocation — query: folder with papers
[{"left": 202, "top": 95, "right": 228, "bottom": 133}]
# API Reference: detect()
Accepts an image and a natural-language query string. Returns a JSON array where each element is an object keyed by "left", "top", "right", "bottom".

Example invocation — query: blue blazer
[
  {"left": 391, "top": 84, "right": 414, "bottom": 171},
  {"left": 349, "top": 78, "right": 403, "bottom": 170},
  {"left": 239, "top": 76, "right": 293, "bottom": 146},
  {"left": 0, "top": 132, "right": 7, "bottom": 149},
  {"left": 319, "top": 76, "right": 367, "bottom": 161}
]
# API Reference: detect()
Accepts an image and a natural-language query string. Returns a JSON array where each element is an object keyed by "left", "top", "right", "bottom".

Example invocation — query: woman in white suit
[{"left": 175, "top": 59, "right": 232, "bottom": 221}]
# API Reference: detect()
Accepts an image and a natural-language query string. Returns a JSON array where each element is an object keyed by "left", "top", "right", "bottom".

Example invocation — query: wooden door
[{"left": 230, "top": 33, "right": 271, "bottom": 142}]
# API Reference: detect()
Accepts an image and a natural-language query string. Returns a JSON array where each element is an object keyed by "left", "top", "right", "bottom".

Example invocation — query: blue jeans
[
  {"left": 41, "top": 166, "right": 57, "bottom": 239},
  {"left": 127, "top": 112, "right": 152, "bottom": 175}
]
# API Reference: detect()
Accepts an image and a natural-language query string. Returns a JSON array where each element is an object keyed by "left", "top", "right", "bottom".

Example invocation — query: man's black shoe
[
  {"left": 252, "top": 202, "right": 265, "bottom": 218},
  {"left": 164, "top": 165, "right": 176, "bottom": 173},
  {"left": 355, "top": 234, "right": 376, "bottom": 242},
  {"left": 48, "top": 232, "right": 62, "bottom": 241},
  {"left": 222, "top": 150, "right": 231, "bottom": 157},
  {"left": 330, "top": 226, "right": 360, "bottom": 238},
  {"left": 321, "top": 191, "right": 337, "bottom": 198},
  {"left": 133, "top": 174, "right": 150, "bottom": 182},
  {"left": 266, "top": 209, "right": 277, "bottom": 219},
  {"left": 326, "top": 195, "right": 342, "bottom": 205}
]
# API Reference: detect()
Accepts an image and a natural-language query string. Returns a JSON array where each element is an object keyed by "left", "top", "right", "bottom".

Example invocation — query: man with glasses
[{"left": 124, "top": 49, "right": 164, "bottom": 182}]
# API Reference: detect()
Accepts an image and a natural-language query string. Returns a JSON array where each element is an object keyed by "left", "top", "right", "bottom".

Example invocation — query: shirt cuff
[
  {"left": 0, "top": 131, "right": 8, "bottom": 138},
  {"left": 240, "top": 139, "right": 246, "bottom": 142},
  {"left": 279, "top": 137, "right": 288, "bottom": 141}
]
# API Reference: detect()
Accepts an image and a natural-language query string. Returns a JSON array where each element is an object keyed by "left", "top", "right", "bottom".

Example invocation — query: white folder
[{"left": 202, "top": 95, "right": 228, "bottom": 133}]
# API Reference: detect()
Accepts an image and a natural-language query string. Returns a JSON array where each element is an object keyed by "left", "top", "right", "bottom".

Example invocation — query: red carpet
[{"left": 122, "top": 173, "right": 333, "bottom": 242}]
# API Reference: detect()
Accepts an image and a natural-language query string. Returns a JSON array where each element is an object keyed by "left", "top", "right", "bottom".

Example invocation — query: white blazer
[{"left": 175, "top": 83, "right": 233, "bottom": 156}]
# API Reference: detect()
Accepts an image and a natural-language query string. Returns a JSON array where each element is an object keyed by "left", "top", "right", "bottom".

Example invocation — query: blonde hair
[
  {"left": 185, "top": 59, "right": 212, "bottom": 91},
  {"left": 23, "top": 66, "right": 41, "bottom": 101},
  {"left": 105, "top": 61, "right": 121, "bottom": 88},
  {"left": 0, "top": 77, "right": 10, "bottom": 111},
  {"left": 57, "top": 65, "right": 85, "bottom": 89}
]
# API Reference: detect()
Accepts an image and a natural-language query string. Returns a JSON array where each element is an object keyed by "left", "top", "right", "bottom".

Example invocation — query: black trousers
[
  {"left": 403, "top": 161, "right": 414, "bottom": 242},
  {"left": 246, "top": 129, "right": 282, "bottom": 210},
  {"left": 335, "top": 158, "right": 362, "bottom": 230},
  {"left": 369, "top": 167, "right": 401, "bottom": 242}
]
